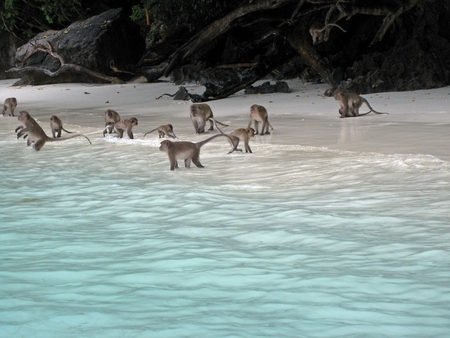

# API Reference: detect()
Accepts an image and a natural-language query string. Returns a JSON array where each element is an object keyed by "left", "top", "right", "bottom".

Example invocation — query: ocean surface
[{"left": 1, "top": 118, "right": 449, "bottom": 338}]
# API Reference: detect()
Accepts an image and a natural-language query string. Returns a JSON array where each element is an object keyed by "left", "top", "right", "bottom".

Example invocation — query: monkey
[
  {"left": 190, "top": 103, "right": 228, "bottom": 134},
  {"left": 103, "top": 109, "right": 121, "bottom": 136},
  {"left": 50, "top": 115, "right": 74, "bottom": 138},
  {"left": 248, "top": 104, "right": 273, "bottom": 135},
  {"left": 108, "top": 117, "right": 138, "bottom": 139},
  {"left": 2, "top": 97, "right": 17, "bottom": 116},
  {"left": 144, "top": 124, "right": 177, "bottom": 139},
  {"left": 15, "top": 111, "right": 92, "bottom": 151},
  {"left": 159, "top": 134, "right": 235, "bottom": 170},
  {"left": 309, "top": 22, "right": 346, "bottom": 45},
  {"left": 227, "top": 127, "right": 255, "bottom": 153},
  {"left": 334, "top": 92, "right": 388, "bottom": 118}
]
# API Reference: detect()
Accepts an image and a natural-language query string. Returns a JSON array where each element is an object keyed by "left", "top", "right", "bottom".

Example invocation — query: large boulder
[{"left": 10, "top": 8, "right": 145, "bottom": 85}]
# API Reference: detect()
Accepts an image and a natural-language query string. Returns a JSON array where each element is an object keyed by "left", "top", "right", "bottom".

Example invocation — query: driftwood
[{"left": 6, "top": 41, "right": 124, "bottom": 84}]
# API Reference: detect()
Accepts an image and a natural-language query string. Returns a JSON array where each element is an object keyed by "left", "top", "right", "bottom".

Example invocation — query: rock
[
  {"left": 10, "top": 8, "right": 145, "bottom": 85},
  {"left": 244, "top": 81, "right": 290, "bottom": 94}
]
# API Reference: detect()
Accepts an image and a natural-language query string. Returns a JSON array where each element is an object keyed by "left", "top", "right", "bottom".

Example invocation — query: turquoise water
[{"left": 1, "top": 118, "right": 450, "bottom": 337}]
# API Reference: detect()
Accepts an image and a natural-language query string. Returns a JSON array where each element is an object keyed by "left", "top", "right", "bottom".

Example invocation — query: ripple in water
[{"left": 1, "top": 125, "right": 450, "bottom": 337}]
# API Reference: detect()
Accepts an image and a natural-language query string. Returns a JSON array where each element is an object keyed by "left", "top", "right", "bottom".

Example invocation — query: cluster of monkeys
[
  {"left": 102, "top": 103, "right": 273, "bottom": 170},
  {"left": 4, "top": 91, "right": 387, "bottom": 170}
]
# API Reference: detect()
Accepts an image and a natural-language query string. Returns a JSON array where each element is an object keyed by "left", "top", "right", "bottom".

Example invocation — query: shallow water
[{"left": 1, "top": 120, "right": 450, "bottom": 338}]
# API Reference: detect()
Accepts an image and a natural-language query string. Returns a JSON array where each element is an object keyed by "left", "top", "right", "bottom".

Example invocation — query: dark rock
[
  {"left": 10, "top": 8, "right": 145, "bottom": 85},
  {"left": 244, "top": 81, "right": 290, "bottom": 94}
]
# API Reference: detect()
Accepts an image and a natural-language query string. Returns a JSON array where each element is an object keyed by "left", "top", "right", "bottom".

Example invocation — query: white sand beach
[{"left": 1, "top": 78, "right": 449, "bottom": 161}]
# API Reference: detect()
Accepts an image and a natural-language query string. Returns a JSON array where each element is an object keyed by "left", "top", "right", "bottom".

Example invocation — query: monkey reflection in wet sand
[
  {"left": 50, "top": 115, "right": 74, "bottom": 138},
  {"left": 190, "top": 103, "right": 228, "bottom": 134},
  {"left": 108, "top": 117, "right": 138, "bottom": 139},
  {"left": 159, "top": 134, "right": 235, "bottom": 171},
  {"left": 144, "top": 124, "right": 177, "bottom": 139},
  {"left": 15, "top": 111, "right": 92, "bottom": 151},
  {"left": 309, "top": 22, "right": 346, "bottom": 45},
  {"left": 2, "top": 97, "right": 17, "bottom": 116},
  {"left": 228, "top": 127, "right": 255, "bottom": 153},
  {"left": 103, "top": 109, "right": 121, "bottom": 136},
  {"left": 248, "top": 104, "right": 273, "bottom": 135},
  {"left": 334, "top": 92, "right": 389, "bottom": 118}
]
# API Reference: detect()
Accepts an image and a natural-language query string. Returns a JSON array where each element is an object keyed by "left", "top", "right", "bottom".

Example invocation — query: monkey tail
[
  {"left": 362, "top": 98, "right": 388, "bottom": 115},
  {"left": 210, "top": 118, "right": 225, "bottom": 134},
  {"left": 49, "top": 133, "right": 92, "bottom": 144},
  {"left": 62, "top": 127, "right": 75, "bottom": 134},
  {"left": 197, "top": 134, "right": 236, "bottom": 153},
  {"left": 143, "top": 128, "right": 158, "bottom": 138},
  {"left": 322, "top": 23, "right": 347, "bottom": 32},
  {"left": 211, "top": 118, "right": 229, "bottom": 127}
]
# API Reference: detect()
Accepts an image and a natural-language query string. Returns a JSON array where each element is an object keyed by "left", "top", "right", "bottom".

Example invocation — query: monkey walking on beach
[
  {"left": 2, "top": 97, "right": 17, "bottom": 116},
  {"left": 334, "top": 92, "right": 388, "bottom": 118},
  {"left": 50, "top": 115, "right": 75, "bottom": 138},
  {"left": 190, "top": 103, "right": 228, "bottom": 134},
  {"left": 103, "top": 109, "right": 121, "bottom": 136},
  {"left": 106, "top": 117, "right": 138, "bottom": 139},
  {"left": 15, "top": 111, "right": 92, "bottom": 150},
  {"left": 159, "top": 134, "right": 235, "bottom": 170},
  {"left": 227, "top": 127, "right": 255, "bottom": 153},
  {"left": 248, "top": 104, "right": 273, "bottom": 135},
  {"left": 144, "top": 124, "right": 177, "bottom": 139}
]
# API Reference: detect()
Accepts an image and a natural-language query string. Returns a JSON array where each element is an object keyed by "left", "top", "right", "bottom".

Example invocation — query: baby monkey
[
  {"left": 2, "top": 97, "right": 17, "bottom": 116},
  {"left": 159, "top": 134, "right": 234, "bottom": 170},
  {"left": 50, "top": 115, "right": 74, "bottom": 138},
  {"left": 144, "top": 124, "right": 177, "bottom": 139}
]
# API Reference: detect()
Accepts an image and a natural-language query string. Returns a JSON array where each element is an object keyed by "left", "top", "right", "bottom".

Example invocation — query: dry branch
[
  {"left": 7, "top": 40, "right": 124, "bottom": 84},
  {"left": 164, "top": 0, "right": 294, "bottom": 76}
]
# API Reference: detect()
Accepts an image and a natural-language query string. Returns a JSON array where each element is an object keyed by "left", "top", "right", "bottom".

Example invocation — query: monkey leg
[
  {"left": 33, "top": 139, "right": 45, "bottom": 151},
  {"left": 208, "top": 119, "right": 214, "bottom": 131},
  {"left": 192, "top": 158, "right": 204, "bottom": 168},
  {"left": 254, "top": 121, "right": 260, "bottom": 134}
]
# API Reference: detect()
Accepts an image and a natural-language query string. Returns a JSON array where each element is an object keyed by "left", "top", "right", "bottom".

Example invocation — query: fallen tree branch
[
  {"left": 369, "top": 0, "right": 421, "bottom": 46},
  {"left": 164, "top": 0, "right": 295, "bottom": 76},
  {"left": 7, "top": 40, "right": 124, "bottom": 84},
  {"left": 6, "top": 64, "right": 124, "bottom": 84}
]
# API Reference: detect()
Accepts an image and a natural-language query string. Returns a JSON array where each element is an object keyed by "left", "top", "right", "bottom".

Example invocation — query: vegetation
[{"left": 0, "top": 0, "right": 240, "bottom": 39}]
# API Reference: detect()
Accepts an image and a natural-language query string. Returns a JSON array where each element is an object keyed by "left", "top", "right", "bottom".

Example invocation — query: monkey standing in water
[
  {"left": 107, "top": 118, "right": 138, "bottom": 139},
  {"left": 334, "top": 92, "right": 388, "bottom": 118},
  {"left": 144, "top": 124, "right": 177, "bottom": 139},
  {"left": 227, "top": 127, "right": 255, "bottom": 153},
  {"left": 190, "top": 103, "right": 228, "bottom": 134},
  {"left": 15, "top": 111, "right": 92, "bottom": 150},
  {"left": 2, "top": 97, "right": 18, "bottom": 116},
  {"left": 103, "top": 109, "right": 121, "bottom": 136},
  {"left": 159, "top": 134, "right": 235, "bottom": 170},
  {"left": 309, "top": 22, "right": 346, "bottom": 45},
  {"left": 50, "top": 115, "right": 75, "bottom": 138},
  {"left": 248, "top": 104, "right": 273, "bottom": 135}
]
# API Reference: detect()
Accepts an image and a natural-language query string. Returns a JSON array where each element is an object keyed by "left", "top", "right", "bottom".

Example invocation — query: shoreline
[{"left": 1, "top": 78, "right": 449, "bottom": 161}]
